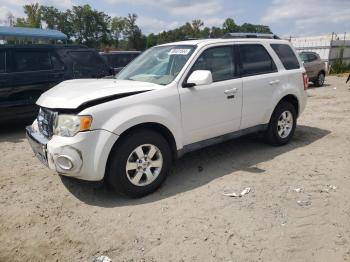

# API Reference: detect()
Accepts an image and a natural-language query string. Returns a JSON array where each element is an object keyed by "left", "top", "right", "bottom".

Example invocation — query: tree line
[{"left": 8, "top": 3, "right": 272, "bottom": 50}]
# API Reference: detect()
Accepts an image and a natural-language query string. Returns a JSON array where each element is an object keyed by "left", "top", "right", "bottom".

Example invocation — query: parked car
[
  {"left": 299, "top": 51, "right": 326, "bottom": 87},
  {"left": 0, "top": 45, "right": 113, "bottom": 122},
  {"left": 100, "top": 51, "right": 141, "bottom": 74},
  {"left": 26, "top": 36, "right": 308, "bottom": 197}
]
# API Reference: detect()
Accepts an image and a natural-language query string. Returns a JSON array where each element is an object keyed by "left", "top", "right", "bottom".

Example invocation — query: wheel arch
[
  {"left": 107, "top": 122, "right": 179, "bottom": 163},
  {"left": 280, "top": 94, "right": 299, "bottom": 116},
  {"left": 271, "top": 94, "right": 300, "bottom": 120}
]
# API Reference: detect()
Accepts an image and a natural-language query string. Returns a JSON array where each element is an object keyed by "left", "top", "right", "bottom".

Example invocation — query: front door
[{"left": 179, "top": 45, "right": 243, "bottom": 145}]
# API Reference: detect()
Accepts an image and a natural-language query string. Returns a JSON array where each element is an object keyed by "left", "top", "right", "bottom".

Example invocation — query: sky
[{"left": 0, "top": 0, "right": 350, "bottom": 37}]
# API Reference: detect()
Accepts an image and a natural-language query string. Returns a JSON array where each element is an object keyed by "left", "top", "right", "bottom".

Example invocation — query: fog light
[{"left": 56, "top": 155, "right": 74, "bottom": 171}]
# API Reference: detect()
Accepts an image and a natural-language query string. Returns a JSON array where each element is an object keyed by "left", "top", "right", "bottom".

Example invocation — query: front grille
[{"left": 37, "top": 108, "right": 57, "bottom": 138}]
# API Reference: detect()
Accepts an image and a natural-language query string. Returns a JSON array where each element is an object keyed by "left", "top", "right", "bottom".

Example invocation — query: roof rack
[{"left": 223, "top": 33, "right": 280, "bottom": 39}]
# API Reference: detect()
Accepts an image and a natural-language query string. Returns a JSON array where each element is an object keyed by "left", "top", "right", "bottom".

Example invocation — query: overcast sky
[{"left": 0, "top": 0, "right": 349, "bottom": 37}]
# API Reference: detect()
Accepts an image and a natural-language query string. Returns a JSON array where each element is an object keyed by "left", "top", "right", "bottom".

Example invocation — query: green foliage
[
  {"left": 330, "top": 59, "right": 350, "bottom": 74},
  {"left": 13, "top": 3, "right": 273, "bottom": 50},
  {"left": 330, "top": 46, "right": 350, "bottom": 74},
  {"left": 69, "top": 5, "right": 112, "bottom": 47},
  {"left": 15, "top": 3, "right": 41, "bottom": 28}
]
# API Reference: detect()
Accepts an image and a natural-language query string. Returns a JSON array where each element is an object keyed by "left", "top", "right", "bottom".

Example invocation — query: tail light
[{"left": 302, "top": 72, "right": 309, "bottom": 90}]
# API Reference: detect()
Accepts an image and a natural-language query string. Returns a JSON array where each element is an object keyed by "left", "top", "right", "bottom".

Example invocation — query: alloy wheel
[{"left": 125, "top": 144, "right": 163, "bottom": 186}]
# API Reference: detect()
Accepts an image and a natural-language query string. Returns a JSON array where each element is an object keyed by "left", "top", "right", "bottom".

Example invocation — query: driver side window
[{"left": 191, "top": 46, "right": 235, "bottom": 82}]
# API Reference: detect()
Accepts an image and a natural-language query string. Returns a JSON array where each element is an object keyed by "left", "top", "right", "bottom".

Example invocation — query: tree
[
  {"left": 222, "top": 18, "right": 239, "bottom": 33},
  {"left": 124, "top": 14, "right": 146, "bottom": 50},
  {"left": 111, "top": 17, "right": 127, "bottom": 47},
  {"left": 191, "top": 19, "right": 204, "bottom": 37},
  {"left": 14, "top": 3, "right": 274, "bottom": 49},
  {"left": 69, "top": 5, "right": 111, "bottom": 47},
  {"left": 40, "top": 6, "right": 73, "bottom": 40},
  {"left": 210, "top": 26, "right": 224, "bottom": 38},
  {"left": 15, "top": 3, "right": 41, "bottom": 28},
  {"left": 240, "top": 23, "right": 272, "bottom": 33},
  {"left": 146, "top": 33, "right": 158, "bottom": 48}
]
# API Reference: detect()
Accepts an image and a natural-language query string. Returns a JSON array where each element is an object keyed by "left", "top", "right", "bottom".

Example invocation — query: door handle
[
  {"left": 224, "top": 88, "right": 238, "bottom": 95},
  {"left": 269, "top": 80, "right": 280, "bottom": 85}
]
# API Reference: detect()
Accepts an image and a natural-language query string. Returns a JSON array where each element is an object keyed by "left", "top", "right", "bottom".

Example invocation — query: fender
[
  {"left": 81, "top": 88, "right": 184, "bottom": 150},
  {"left": 103, "top": 104, "right": 183, "bottom": 150},
  {"left": 265, "top": 80, "right": 301, "bottom": 123}
]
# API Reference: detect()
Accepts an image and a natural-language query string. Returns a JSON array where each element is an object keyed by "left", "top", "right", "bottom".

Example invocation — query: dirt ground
[{"left": 1, "top": 76, "right": 350, "bottom": 262}]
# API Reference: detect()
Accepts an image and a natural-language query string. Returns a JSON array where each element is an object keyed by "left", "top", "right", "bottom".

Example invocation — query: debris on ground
[
  {"left": 93, "top": 255, "right": 112, "bottom": 262},
  {"left": 222, "top": 192, "right": 238, "bottom": 197},
  {"left": 321, "top": 184, "right": 337, "bottom": 193},
  {"left": 281, "top": 217, "right": 288, "bottom": 226},
  {"left": 223, "top": 187, "right": 251, "bottom": 198},
  {"left": 293, "top": 188, "right": 302, "bottom": 193},
  {"left": 328, "top": 185, "right": 337, "bottom": 191},
  {"left": 297, "top": 200, "right": 311, "bottom": 207},
  {"left": 240, "top": 187, "right": 251, "bottom": 196}
]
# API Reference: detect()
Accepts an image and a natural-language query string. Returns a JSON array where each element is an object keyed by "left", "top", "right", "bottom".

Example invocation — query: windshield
[{"left": 117, "top": 45, "right": 196, "bottom": 85}]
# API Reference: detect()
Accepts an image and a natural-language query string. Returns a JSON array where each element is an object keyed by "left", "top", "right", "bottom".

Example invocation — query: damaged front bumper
[{"left": 26, "top": 122, "right": 119, "bottom": 181}]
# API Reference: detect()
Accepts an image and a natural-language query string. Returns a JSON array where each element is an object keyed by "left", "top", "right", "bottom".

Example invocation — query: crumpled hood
[{"left": 36, "top": 79, "right": 161, "bottom": 109}]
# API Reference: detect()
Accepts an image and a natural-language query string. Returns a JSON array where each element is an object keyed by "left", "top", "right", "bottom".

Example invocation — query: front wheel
[
  {"left": 265, "top": 101, "right": 297, "bottom": 146},
  {"left": 106, "top": 129, "right": 172, "bottom": 197}
]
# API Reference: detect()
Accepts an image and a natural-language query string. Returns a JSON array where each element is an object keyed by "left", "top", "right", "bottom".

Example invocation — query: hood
[{"left": 36, "top": 79, "right": 161, "bottom": 110}]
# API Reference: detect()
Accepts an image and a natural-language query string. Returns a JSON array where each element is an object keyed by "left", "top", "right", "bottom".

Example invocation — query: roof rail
[{"left": 223, "top": 33, "right": 280, "bottom": 39}]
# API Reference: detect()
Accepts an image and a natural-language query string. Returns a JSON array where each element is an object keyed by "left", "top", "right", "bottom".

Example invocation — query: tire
[
  {"left": 265, "top": 101, "right": 297, "bottom": 146},
  {"left": 314, "top": 72, "right": 325, "bottom": 87},
  {"left": 106, "top": 129, "right": 172, "bottom": 198}
]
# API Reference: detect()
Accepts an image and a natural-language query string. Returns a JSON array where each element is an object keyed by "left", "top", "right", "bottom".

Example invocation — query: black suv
[
  {"left": 0, "top": 45, "right": 113, "bottom": 122},
  {"left": 100, "top": 51, "right": 140, "bottom": 73}
]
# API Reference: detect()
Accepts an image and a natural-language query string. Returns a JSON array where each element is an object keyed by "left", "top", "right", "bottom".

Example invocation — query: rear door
[
  {"left": 10, "top": 48, "right": 57, "bottom": 117},
  {"left": 305, "top": 53, "right": 318, "bottom": 78},
  {"left": 239, "top": 43, "right": 280, "bottom": 129},
  {"left": 68, "top": 50, "right": 112, "bottom": 78}
]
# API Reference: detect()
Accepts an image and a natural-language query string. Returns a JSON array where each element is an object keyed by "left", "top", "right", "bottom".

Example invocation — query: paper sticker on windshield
[{"left": 168, "top": 49, "right": 191, "bottom": 55}]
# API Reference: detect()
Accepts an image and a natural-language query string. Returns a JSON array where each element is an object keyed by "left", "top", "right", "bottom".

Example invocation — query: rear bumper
[{"left": 26, "top": 122, "right": 119, "bottom": 181}]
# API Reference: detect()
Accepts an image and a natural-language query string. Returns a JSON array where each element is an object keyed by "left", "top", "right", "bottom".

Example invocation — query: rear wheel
[
  {"left": 106, "top": 129, "right": 172, "bottom": 197},
  {"left": 265, "top": 101, "right": 297, "bottom": 146},
  {"left": 314, "top": 72, "right": 325, "bottom": 87}
]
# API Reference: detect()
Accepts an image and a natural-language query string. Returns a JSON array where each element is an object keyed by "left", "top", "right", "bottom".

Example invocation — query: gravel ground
[{"left": 1, "top": 76, "right": 350, "bottom": 262}]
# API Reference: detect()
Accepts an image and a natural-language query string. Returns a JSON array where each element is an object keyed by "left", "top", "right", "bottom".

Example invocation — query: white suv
[{"left": 26, "top": 37, "right": 308, "bottom": 197}]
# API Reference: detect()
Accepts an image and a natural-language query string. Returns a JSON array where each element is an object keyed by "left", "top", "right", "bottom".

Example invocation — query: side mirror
[{"left": 183, "top": 70, "right": 213, "bottom": 88}]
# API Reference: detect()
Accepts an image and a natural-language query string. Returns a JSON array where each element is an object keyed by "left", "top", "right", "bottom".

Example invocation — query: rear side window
[
  {"left": 104, "top": 53, "right": 138, "bottom": 68},
  {"left": 14, "top": 50, "right": 52, "bottom": 72},
  {"left": 69, "top": 51, "right": 108, "bottom": 77},
  {"left": 307, "top": 53, "right": 318, "bottom": 62},
  {"left": 0, "top": 51, "right": 5, "bottom": 73},
  {"left": 239, "top": 44, "right": 277, "bottom": 76},
  {"left": 69, "top": 51, "right": 105, "bottom": 67},
  {"left": 191, "top": 46, "right": 235, "bottom": 82},
  {"left": 271, "top": 44, "right": 300, "bottom": 70},
  {"left": 117, "top": 54, "right": 133, "bottom": 67}
]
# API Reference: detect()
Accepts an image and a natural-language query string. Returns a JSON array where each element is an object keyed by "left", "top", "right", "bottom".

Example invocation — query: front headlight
[{"left": 53, "top": 115, "right": 93, "bottom": 137}]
